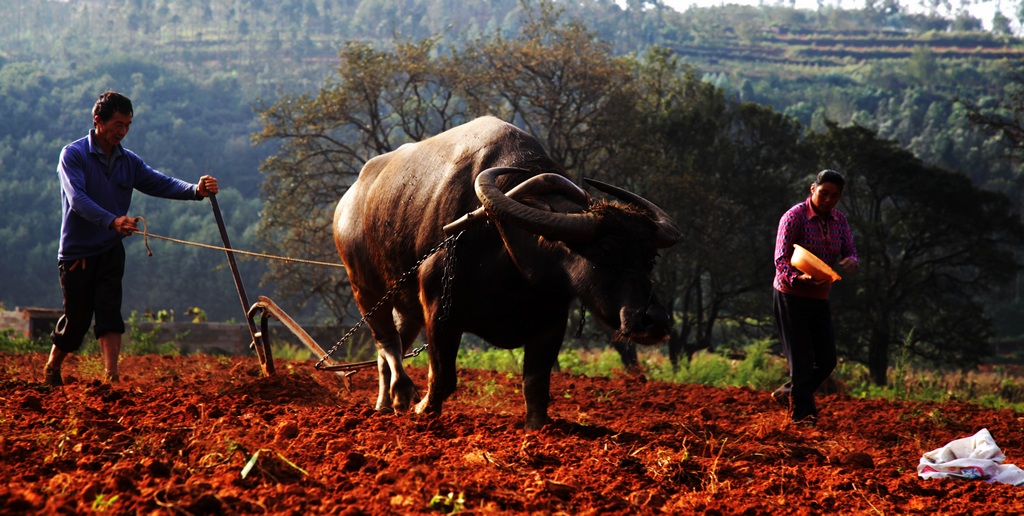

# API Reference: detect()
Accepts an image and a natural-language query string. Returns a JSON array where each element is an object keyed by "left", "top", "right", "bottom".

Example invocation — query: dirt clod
[{"left": 2, "top": 352, "right": 1022, "bottom": 513}]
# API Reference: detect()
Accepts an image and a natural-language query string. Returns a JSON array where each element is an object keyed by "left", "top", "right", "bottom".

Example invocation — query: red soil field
[{"left": 2, "top": 352, "right": 1023, "bottom": 514}]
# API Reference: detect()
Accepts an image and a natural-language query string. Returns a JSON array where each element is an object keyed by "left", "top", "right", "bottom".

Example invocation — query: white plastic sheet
[{"left": 918, "top": 428, "right": 1024, "bottom": 485}]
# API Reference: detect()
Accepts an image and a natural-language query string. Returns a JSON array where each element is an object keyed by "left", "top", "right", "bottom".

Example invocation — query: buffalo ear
[{"left": 583, "top": 178, "right": 682, "bottom": 248}]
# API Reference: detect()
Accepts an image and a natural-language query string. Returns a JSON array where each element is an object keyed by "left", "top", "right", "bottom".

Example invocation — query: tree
[
  {"left": 907, "top": 46, "right": 939, "bottom": 84},
  {"left": 254, "top": 37, "right": 468, "bottom": 321},
  {"left": 958, "top": 60, "right": 1024, "bottom": 349},
  {"left": 810, "top": 121, "right": 1024, "bottom": 385},
  {"left": 459, "top": 1, "right": 635, "bottom": 182},
  {"left": 961, "top": 64, "right": 1024, "bottom": 158},
  {"left": 604, "top": 46, "right": 814, "bottom": 366},
  {"left": 254, "top": 2, "right": 640, "bottom": 325},
  {"left": 991, "top": 10, "right": 1012, "bottom": 35},
  {"left": 255, "top": 9, "right": 808, "bottom": 369}
]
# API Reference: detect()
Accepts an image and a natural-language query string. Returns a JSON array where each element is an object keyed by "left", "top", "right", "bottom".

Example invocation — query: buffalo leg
[
  {"left": 371, "top": 334, "right": 418, "bottom": 412},
  {"left": 521, "top": 329, "right": 565, "bottom": 430},
  {"left": 611, "top": 336, "right": 641, "bottom": 374},
  {"left": 415, "top": 323, "right": 460, "bottom": 416},
  {"left": 363, "top": 303, "right": 418, "bottom": 413},
  {"left": 394, "top": 311, "right": 424, "bottom": 408},
  {"left": 374, "top": 352, "right": 392, "bottom": 413}
]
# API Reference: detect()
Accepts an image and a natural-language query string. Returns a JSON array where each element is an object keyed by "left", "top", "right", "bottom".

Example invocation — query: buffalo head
[{"left": 467, "top": 167, "right": 681, "bottom": 346}]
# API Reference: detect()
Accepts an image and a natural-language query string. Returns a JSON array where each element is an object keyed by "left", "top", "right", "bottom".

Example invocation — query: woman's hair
[
  {"left": 814, "top": 169, "right": 845, "bottom": 189},
  {"left": 92, "top": 91, "right": 133, "bottom": 125}
]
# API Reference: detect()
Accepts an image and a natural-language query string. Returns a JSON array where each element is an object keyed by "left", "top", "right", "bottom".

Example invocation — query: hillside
[
  {"left": 2, "top": 0, "right": 1023, "bottom": 357},
  {"left": 670, "top": 27, "right": 1024, "bottom": 69}
]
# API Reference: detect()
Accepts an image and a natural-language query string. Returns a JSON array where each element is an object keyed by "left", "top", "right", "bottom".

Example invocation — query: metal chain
[
  {"left": 315, "top": 232, "right": 462, "bottom": 370},
  {"left": 438, "top": 231, "right": 460, "bottom": 321}
]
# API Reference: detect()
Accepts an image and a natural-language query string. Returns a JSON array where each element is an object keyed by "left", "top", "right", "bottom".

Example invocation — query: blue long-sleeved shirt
[{"left": 57, "top": 130, "right": 200, "bottom": 261}]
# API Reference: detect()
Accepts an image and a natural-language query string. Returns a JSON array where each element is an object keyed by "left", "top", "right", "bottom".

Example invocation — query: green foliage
[
  {"left": 270, "top": 343, "right": 314, "bottom": 362},
  {"left": 659, "top": 351, "right": 735, "bottom": 386},
  {"left": 0, "top": 329, "right": 48, "bottom": 354},
  {"left": 667, "top": 344, "right": 771, "bottom": 389},
  {"left": 184, "top": 307, "right": 207, "bottom": 323},
  {"left": 840, "top": 358, "right": 1024, "bottom": 412},
  {"left": 458, "top": 347, "right": 524, "bottom": 373},
  {"left": 553, "top": 340, "right": 789, "bottom": 391},
  {"left": 640, "top": 343, "right": 788, "bottom": 391},
  {"left": 727, "top": 339, "right": 791, "bottom": 389},
  {"left": 441, "top": 341, "right": 1024, "bottom": 412},
  {"left": 79, "top": 336, "right": 101, "bottom": 356},
  {"left": 124, "top": 312, "right": 181, "bottom": 356},
  {"left": 559, "top": 347, "right": 630, "bottom": 376},
  {"left": 2, "top": 0, "right": 1024, "bottom": 384},
  {"left": 404, "top": 344, "right": 525, "bottom": 373}
]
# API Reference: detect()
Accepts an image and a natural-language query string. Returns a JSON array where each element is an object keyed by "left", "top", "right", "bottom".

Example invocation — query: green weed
[
  {"left": 460, "top": 378, "right": 508, "bottom": 410},
  {"left": 925, "top": 408, "right": 953, "bottom": 428},
  {"left": 428, "top": 490, "right": 466, "bottom": 513},
  {"left": 91, "top": 493, "right": 119, "bottom": 512},
  {"left": 479, "top": 378, "right": 504, "bottom": 398}
]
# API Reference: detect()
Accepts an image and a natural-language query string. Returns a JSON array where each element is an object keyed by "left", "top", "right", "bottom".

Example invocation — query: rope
[{"left": 131, "top": 216, "right": 346, "bottom": 268}]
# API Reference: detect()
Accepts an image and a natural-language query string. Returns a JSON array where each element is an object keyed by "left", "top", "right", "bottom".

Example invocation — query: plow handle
[{"left": 209, "top": 193, "right": 274, "bottom": 376}]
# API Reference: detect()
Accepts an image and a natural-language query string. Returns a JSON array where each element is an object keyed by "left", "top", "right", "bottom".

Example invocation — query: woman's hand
[
  {"left": 838, "top": 257, "right": 858, "bottom": 274},
  {"left": 796, "top": 273, "right": 831, "bottom": 286}
]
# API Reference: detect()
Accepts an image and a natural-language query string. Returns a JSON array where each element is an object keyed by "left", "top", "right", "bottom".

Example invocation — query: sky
[{"left": 656, "top": 0, "right": 1008, "bottom": 29}]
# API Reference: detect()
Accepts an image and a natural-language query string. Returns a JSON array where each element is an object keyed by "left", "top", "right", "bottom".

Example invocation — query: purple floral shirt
[{"left": 773, "top": 198, "right": 857, "bottom": 300}]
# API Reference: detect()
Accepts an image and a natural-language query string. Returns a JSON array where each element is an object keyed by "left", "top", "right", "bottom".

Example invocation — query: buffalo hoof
[
  {"left": 413, "top": 397, "right": 443, "bottom": 416},
  {"left": 523, "top": 414, "right": 551, "bottom": 431},
  {"left": 388, "top": 374, "right": 420, "bottom": 412}
]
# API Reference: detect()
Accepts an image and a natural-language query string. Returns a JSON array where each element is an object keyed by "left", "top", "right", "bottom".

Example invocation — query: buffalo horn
[
  {"left": 476, "top": 167, "right": 599, "bottom": 242},
  {"left": 444, "top": 172, "right": 591, "bottom": 236},
  {"left": 583, "top": 178, "right": 682, "bottom": 248}
]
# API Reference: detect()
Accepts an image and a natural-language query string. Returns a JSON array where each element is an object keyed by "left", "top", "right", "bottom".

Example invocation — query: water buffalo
[{"left": 333, "top": 116, "right": 681, "bottom": 429}]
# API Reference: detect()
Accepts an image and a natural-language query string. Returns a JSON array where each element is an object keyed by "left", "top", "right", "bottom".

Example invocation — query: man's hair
[
  {"left": 92, "top": 91, "right": 133, "bottom": 126},
  {"left": 814, "top": 169, "right": 845, "bottom": 190}
]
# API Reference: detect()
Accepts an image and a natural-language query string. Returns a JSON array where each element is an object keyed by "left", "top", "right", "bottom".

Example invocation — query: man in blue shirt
[{"left": 44, "top": 90, "right": 219, "bottom": 386}]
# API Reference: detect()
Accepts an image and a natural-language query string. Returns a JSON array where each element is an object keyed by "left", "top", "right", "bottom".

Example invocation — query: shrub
[
  {"left": 124, "top": 311, "right": 180, "bottom": 356},
  {"left": 0, "top": 329, "right": 48, "bottom": 354}
]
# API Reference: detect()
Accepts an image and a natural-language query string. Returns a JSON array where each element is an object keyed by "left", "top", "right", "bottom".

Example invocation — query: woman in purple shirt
[
  {"left": 43, "top": 91, "right": 219, "bottom": 387},
  {"left": 771, "top": 169, "right": 858, "bottom": 426}
]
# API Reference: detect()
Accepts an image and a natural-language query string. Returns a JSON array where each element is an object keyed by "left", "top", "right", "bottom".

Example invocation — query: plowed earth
[{"left": 2, "top": 352, "right": 1024, "bottom": 515}]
